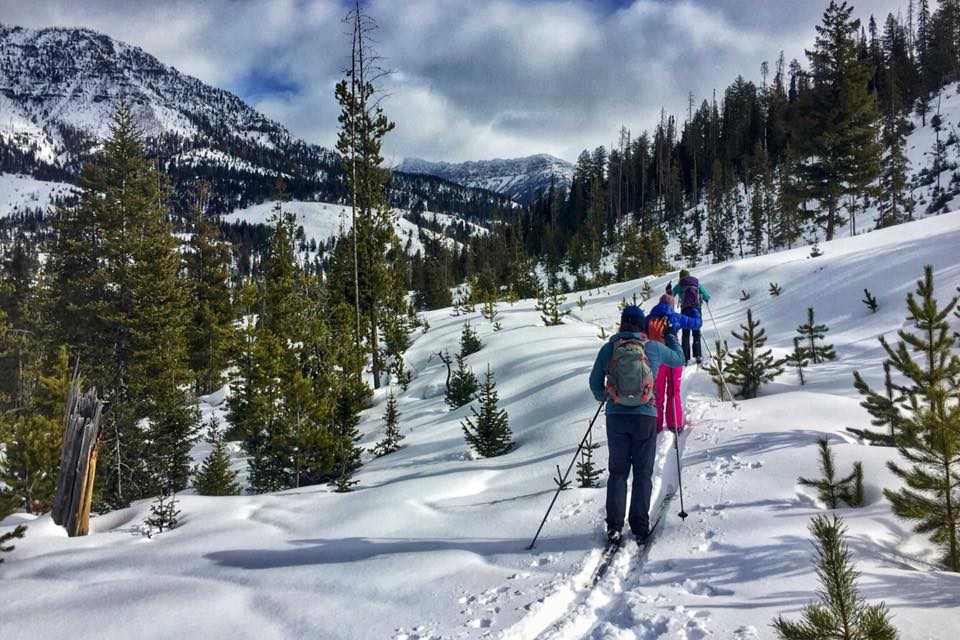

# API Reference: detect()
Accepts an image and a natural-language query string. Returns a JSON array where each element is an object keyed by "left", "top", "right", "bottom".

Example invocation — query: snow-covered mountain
[
  {"left": 0, "top": 23, "right": 516, "bottom": 219},
  {"left": 399, "top": 153, "right": 575, "bottom": 205},
  {"left": 3, "top": 210, "right": 958, "bottom": 638}
]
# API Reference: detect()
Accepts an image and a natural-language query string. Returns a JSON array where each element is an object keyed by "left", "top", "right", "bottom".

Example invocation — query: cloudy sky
[{"left": 2, "top": 0, "right": 909, "bottom": 163}]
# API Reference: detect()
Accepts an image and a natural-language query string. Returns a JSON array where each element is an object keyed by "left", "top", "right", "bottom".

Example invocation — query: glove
[{"left": 666, "top": 281, "right": 672, "bottom": 294}]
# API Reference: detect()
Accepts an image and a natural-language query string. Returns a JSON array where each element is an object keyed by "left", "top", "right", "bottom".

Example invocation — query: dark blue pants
[
  {"left": 605, "top": 413, "right": 657, "bottom": 536},
  {"left": 681, "top": 307, "right": 702, "bottom": 363}
]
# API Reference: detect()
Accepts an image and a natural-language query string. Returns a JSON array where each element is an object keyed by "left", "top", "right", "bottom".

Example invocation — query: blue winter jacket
[
  {"left": 646, "top": 302, "right": 702, "bottom": 331},
  {"left": 589, "top": 331, "right": 685, "bottom": 417}
]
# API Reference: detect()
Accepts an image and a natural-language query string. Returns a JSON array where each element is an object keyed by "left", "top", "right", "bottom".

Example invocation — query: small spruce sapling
[
  {"left": 772, "top": 515, "right": 898, "bottom": 639},
  {"left": 809, "top": 239, "right": 823, "bottom": 258},
  {"left": 480, "top": 298, "right": 501, "bottom": 324},
  {"left": 704, "top": 339, "right": 733, "bottom": 401},
  {"left": 739, "top": 289, "right": 751, "bottom": 301},
  {"left": 461, "top": 365, "right": 513, "bottom": 457},
  {"left": 576, "top": 431, "right": 602, "bottom": 488},
  {"left": 144, "top": 492, "right": 180, "bottom": 536},
  {"left": 459, "top": 321, "right": 482, "bottom": 357},
  {"left": 0, "top": 524, "right": 26, "bottom": 563},
  {"left": 842, "top": 462, "right": 865, "bottom": 508},
  {"left": 371, "top": 390, "right": 404, "bottom": 457},
  {"left": 576, "top": 295, "right": 587, "bottom": 310},
  {"left": 640, "top": 280, "right": 654, "bottom": 302},
  {"left": 728, "top": 309, "right": 784, "bottom": 399},
  {"left": 796, "top": 307, "right": 836, "bottom": 363},
  {"left": 597, "top": 326, "right": 608, "bottom": 340},
  {"left": 554, "top": 464, "right": 571, "bottom": 490},
  {"left": 797, "top": 438, "right": 863, "bottom": 509},
  {"left": 769, "top": 282, "right": 782, "bottom": 297},
  {"left": 785, "top": 337, "right": 809, "bottom": 386},
  {"left": 446, "top": 354, "right": 479, "bottom": 409},
  {"left": 541, "top": 281, "right": 569, "bottom": 326},
  {"left": 863, "top": 288, "right": 879, "bottom": 312},
  {"left": 192, "top": 417, "right": 241, "bottom": 496}
]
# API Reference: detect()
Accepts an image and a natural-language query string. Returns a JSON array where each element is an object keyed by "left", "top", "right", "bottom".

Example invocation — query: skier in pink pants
[{"left": 644, "top": 292, "right": 702, "bottom": 432}]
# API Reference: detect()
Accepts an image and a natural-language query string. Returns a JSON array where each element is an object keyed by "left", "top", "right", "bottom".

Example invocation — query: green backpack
[{"left": 605, "top": 336, "right": 655, "bottom": 406}]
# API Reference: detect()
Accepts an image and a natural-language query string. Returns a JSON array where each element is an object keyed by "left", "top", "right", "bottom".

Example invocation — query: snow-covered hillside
[
  {"left": 0, "top": 173, "right": 74, "bottom": 217},
  {"left": 3, "top": 208, "right": 959, "bottom": 639},
  {"left": 398, "top": 154, "right": 575, "bottom": 205},
  {"left": 223, "top": 200, "right": 489, "bottom": 255}
]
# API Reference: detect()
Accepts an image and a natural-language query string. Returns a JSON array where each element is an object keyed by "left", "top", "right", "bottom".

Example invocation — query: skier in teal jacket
[
  {"left": 589, "top": 305, "right": 684, "bottom": 545},
  {"left": 672, "top": 270, "right": 710, "bottom": 364}
]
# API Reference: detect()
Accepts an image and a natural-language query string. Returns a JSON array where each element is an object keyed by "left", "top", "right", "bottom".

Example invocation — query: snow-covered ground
[
  {"left": 0, "top": 173, "right": 75, "bottom": 218},
  {"left": 2, "top": 211, "right": 959, "bottom": 639}
]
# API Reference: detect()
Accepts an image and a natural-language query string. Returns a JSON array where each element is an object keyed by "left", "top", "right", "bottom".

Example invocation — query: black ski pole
[
  {"left": 527, "top": 396, "right": 606, "bottom": 550},
  {"left": 672, "top": 429, "right": 688, "bottom": 520}
]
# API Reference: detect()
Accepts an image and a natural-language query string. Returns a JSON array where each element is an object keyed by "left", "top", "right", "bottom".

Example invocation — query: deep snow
[{"left": 2, "top": 212, "right": 960, "bottom": 639}]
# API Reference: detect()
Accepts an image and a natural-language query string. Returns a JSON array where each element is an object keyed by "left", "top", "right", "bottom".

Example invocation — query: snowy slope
[
  {"left": 0, "top": 173, "right": 75, "bottom": 217},
  {"left": 223, "top": 200, "right": 489, "bottom": 255},
  {"left": 2, "top": 212, "right": 960, "bottom": 639}
]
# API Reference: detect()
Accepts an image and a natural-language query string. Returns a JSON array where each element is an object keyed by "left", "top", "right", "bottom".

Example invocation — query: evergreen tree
[
  {"left": 192, "top": 417, "right": 240, "bottom": 496},
  {"left": 704, "top": 339, "right": 734, "bottom": 401},
  {"left": 459, "top": 321, "right": 483, "bottom": 358},
  {"left": 144, "top": 491, "right": 180, "bottom": 536},
  {"left": 462, "top": 365, "right": 513, "bottom": 458},
  {"left": 850, "top": 361, "right": 903, "bottom": 446},
  {"left": 540, "top": 276, "right": 570, "bottom": 326},
  {"left": 794, "top": 1, "right": 882, "bottom": 241},
  {"left": 183, "top": 181, "right": 235, "bottom": 395},
  {"left": 371, "top": 390, "right": 404, "bottom": 457},
  {"left": 773, "top": 515, "right": 898, "bottom": 639},
  {"left": 786, "top": 337, "right": 810, "bottom": 386},
  {"left": 877, "top": 109, "right": 914, "bottom": 229},
  {"left": 876, "top": 266, "right": 960, "bottom": 571},
  {"left": 797, "top": 307, "right": 837, "bottom": 363},
  {"left": 729, "top": 309, "right": 784, "bottom": 399},
  {"left": 576, "top": 430, "right": 602, "bottom": 488},
  {"left": 46, "top": 101, "right": 199, "bottom": 506},
  {"left": 798, "top": 437, "right": 861, "bottom": 509},
  {"left": 446, "top": 354, "right": 479, "bottom": 409},
  {"left": 334, "top": 3, "right": 399, "bottom": 390},
  {"left": 0, "top": 524, "right": 26, "bottom": 563}
]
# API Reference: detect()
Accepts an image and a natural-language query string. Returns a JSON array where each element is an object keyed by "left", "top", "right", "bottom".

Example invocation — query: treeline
[{"left": 515, "top": 1, "right": 960, "bottom": 281}]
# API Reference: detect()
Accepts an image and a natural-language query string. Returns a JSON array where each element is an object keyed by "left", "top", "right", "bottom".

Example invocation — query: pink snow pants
[{"left": 654, "top": 366, "right": 683, "bottom": 432}]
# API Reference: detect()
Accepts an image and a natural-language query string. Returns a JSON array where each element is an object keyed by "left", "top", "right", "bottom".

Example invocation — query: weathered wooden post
[{"left": 51, "top": 370, "right": 105, "bottom": 537}]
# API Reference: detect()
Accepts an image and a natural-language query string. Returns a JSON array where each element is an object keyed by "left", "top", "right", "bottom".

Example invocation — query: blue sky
[{"left": 1, "top": 0, "right": 910, "bottom": 163}]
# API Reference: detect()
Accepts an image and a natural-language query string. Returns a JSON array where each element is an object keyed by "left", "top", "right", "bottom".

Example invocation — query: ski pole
[
  {"left": 703, "top": 302, "right": 739, "bottom": 408},
  {"left": 527, "top": 396, "right": 606, "bottom": 550},
  {"left": 672, "top": 429, "right": 689, "bottom": 520}
]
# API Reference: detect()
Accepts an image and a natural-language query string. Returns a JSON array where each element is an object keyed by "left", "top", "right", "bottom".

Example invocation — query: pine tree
[
  {"left": 876, "top": 266, "right": 960, "bottom": 571},
  {"left": 729, "top": 309, "right": 784, "bottom": 399},
  {"left": 480, "top": 298, "right": 501, "bottom": 325},
  {"left": 850, "top": 361, "right": 903, "bottom": 446},
  {"left": 704, "top": 339, "right": 734, "bottom": 401},
  {"left": 193, "top": 417, "right": 241, "bottom": 496},
  {"left": 371, "top": 390, "right": 404, "bottom": 457},
  {"left": 794, "top": 1, "right": 883, "bottom": 241},
  {"left": 183, "top": 181, "right": 235, "bottom": 395},
  {"left": 46, "top": 101, "right": 199, "bottom": 506},
  {"left": 576, "top": 430, "right": 602, "bottom": 488},
  {"left": 446, "top": 354, "right": 479, "bottom": 409},
  {"left": 334, "top": 2, "right": 399, "bottom": 390},
  {"left": 0, "top": 524, "right": 26, "bottom": 563},
  {"left": 462, "top": 365, "right": 513, "bottom": 458},
  {"left": 786, "top": 337, "right": 810, "bottom": 386},
  {"left": 798, "top": 437, "right": 861, "bottom": 509},
  {"left": 863, "top": 288, "right": 879, "bottom": 312},
  {"left": 459, "top": 321, "right": 483, "bottom": 358},
  {"left": 144, "top": 491, "right": 180, "bottom": 536},
  {"left": 540, "top": 276, "right": 570, "bottom": 326},
  {"left": 773, "top": 515, "right": 898, "bottom": 639},
  {"left": 877, "top": 109, "right": 914, "bottom": 229},
  {"left": 797, "top": 307, "right": 837, "bottom": 364}
]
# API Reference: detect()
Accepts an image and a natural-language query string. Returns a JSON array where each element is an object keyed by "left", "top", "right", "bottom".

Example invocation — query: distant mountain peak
[{"left": 398, "top": 154, "right": 574, "bottom": 205}]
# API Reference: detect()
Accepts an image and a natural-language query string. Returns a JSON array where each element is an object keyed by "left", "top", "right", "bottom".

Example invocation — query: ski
[{"left": 589, "top": 490, "right": 676, "bottom": 587}]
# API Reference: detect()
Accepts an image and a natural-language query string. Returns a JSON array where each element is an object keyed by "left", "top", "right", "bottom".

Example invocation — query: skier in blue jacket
[{"left": 589, "top": 305, "right": 685, "bottom": 545}]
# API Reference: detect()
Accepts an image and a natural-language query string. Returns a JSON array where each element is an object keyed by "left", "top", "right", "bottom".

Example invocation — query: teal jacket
[{"left": 589, "top": 332, "right": 685, "bottom": 416}]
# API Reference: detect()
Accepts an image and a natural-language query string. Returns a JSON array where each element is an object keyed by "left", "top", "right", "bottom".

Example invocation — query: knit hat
[
  {"left": 620, "top": 304, "right": 644, "bottom": 326},
  {"left": 679, "top": 269, "right": 690, "bottom": 279},
  {"left": 659, "top": 293, "right": 674, "bottom": 306}
]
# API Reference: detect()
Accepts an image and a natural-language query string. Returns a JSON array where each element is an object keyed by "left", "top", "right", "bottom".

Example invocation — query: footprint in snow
[
  {"left": 676, "top": 578, "right": 734, "bottom": 597},
  {"left": 734, "top": 625, "right": 761, "bottom": 639}
]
